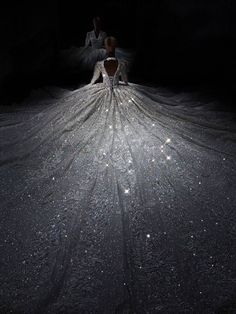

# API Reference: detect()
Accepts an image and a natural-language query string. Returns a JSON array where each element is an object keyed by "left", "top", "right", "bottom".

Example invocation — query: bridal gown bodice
[
  {"left": 85, "top": 30, "right": 107, "bottom": 48},
  {"left": 0, "top": 62, "right": 236, "bottom": 313},
  {"left": 90, "top": 59, "right": 128, "bottom": 87}
]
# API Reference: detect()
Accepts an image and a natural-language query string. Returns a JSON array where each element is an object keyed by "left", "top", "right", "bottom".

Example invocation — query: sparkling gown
[
  {"left": 0, "top": 59, "right": 236, "bottom": 313},
  {"left": 59, "top": 30, "right": 134, "bottom": 71}
]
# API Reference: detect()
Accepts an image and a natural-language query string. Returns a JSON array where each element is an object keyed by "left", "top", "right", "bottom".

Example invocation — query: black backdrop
[
  {"left": 57, "top": 0, "right": 234, "bottom": 83},
  {"left": 0, "top": 0, "right": 235, "bottom": 106}
]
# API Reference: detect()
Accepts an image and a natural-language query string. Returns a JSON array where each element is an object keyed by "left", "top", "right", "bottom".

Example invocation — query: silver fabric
[
  {"left": 90, "top": 60, "right": 128, "bottom": 86},
  {"left": 0, "top": 61, "right": 236, "bottom": 313}
]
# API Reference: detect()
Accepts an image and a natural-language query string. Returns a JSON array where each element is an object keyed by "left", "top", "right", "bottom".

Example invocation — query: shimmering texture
[{"left": 0, "top": 60, "right": 236, "bottom": 313}]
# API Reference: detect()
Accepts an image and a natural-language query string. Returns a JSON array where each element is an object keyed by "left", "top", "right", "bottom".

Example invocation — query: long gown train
[{"left": 0, "top": 61, "right": 236, "bottom": 313}]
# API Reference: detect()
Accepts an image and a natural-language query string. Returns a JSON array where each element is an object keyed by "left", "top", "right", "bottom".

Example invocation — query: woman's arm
[
  {"left": 85, "top": 32, "right": 90, "bottom": 47},
  {"left": 120, "top": 62, "right": 128, "bottom": 85},
  {"left": 90, "top": 62, "right": 101, "bottom": 84}
]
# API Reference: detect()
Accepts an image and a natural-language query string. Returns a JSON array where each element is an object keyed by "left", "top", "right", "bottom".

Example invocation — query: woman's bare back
[{"left": 104, "top": 59, "right": 118, "bottom": 76}]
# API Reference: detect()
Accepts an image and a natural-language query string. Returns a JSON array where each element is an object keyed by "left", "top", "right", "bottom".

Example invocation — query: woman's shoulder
[
  {"left": 94, "top": 60, "right": 104, "bottom": 68},
  {"left": 87, "top": 30, "right": 94, "bottom": 36},
  {"left": 118, "top": 59, "right": 128, "bottom": 69}
]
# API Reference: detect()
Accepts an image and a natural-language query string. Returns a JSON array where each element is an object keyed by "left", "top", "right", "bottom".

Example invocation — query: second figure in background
[{"left": 59, "top": 16, "right": 134, "bottom": 73}]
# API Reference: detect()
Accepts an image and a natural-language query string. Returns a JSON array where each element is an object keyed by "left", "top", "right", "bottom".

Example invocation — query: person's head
[
  {"left": 104, "top": 36, "right": 117, "bottom": 54},
  {"left": 93, "top": 16, "right": 101, "bottom": 30}
]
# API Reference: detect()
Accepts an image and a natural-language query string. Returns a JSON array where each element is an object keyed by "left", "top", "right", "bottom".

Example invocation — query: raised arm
[{"left": 90, "top": 62, "right": 101, "bottom": 84}]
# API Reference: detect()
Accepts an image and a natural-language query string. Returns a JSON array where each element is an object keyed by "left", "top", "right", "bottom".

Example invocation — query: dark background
[{"left": 0, "top": 0, "right": 235, "bottom": 109}]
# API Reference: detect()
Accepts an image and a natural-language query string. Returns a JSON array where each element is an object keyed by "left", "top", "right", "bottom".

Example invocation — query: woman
[
  {"left": 77, "top": 16, "right": 108, "bottom": 70},
  {"left": 59, "top": 17, "right": 134, "bottom": 73},
  {"left": 0, "top": 37, "right": 236, "bottom": 313},
  {"left": 59, "top": 16, "right": 107, "bottom": 72},
  {"left": 85, "top": 16, "right": 107, "bottom": 48}
]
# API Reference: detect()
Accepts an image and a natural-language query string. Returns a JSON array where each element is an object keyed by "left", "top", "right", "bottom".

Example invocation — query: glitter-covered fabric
[{"left": 0, "top": 60, "right": 236, "bottom": 313}]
